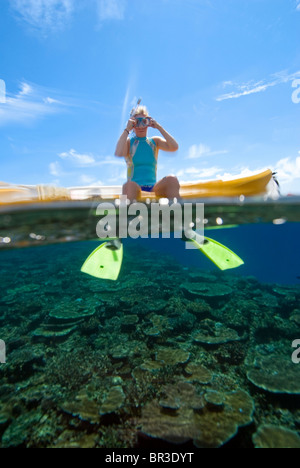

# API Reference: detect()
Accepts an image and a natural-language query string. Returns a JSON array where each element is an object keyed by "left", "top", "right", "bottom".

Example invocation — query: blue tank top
[{"left": 126, "top": 137, "right": 158, "bottom": 186}]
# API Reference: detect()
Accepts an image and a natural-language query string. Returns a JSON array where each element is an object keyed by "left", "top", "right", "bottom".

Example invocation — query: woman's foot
[{"left": 106, "top": 238, "right": 122, "bottom": 251}]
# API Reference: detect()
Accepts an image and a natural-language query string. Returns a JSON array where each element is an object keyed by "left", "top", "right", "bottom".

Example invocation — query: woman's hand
[
  {"left": 149, "top": 118, "right": 159, "bottom": 129},
  {"left": 126, "top": 118, "right": 136, "bottom": 132}
]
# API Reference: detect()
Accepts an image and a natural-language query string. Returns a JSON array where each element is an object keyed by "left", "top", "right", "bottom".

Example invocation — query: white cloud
[
  {"left": 10, "top": 0, "right": 127, "bottom": 34},
  {"left": 49, "top": 149, "right": 124, "bottom": 185},
  {"left": 79, "top": 174, "right": 101, "bottom": 185},
  {"left": 120, "top": 86, "right": 130, "bottom": 135},
  {"left": 176, "top": 153, "right": 300, "bottom": 195},
  {"left": 296, "top": 1, "right": 300, "bottom": 11},
  {"left": 176, "top": 166, "right": 223, "bottom": 180},
  {"left": 187, "top": 144, "right": 210, "bottom": 159},
  {"left": 213, "top": 167, "right": 268, "bottom": 181},
  {"left": 57, "top": 150, "right": 123, "bottom": 167},
  {"left": 217, "top": 82, "right": 269, "bottom": 101},
  {"left": 49, "top": 161, "right": 78, "bottom": 178},
  {"left": 93, "top": 180, "right": 105, "bottom": 185},
  {"left": 59, "top": 149, "right": 96, "bottom": 166},
  {"left": 96, "top": 0, "right": 127, "bottom": 21},
  {"left": 0, "top": 81, "right": 64, "bottom": 126},
  {"left": 43, "top": 97, "right": 61, "bottom": 104},
  {"left": 10, "top": 0, "right": 74, "bottom": 33},
  {"left": 216, "top": 70, "right": 300, "bottom": 101},
  {"left": 107, "top": 170, "right": 127, "bottom": 183},
  {"left": 18, "top": 82, "right": 33, "bottom": 96},
  {"left": 49, "top": 160, "right": 80, "bottom": 185},
  {"left": 274, "top": 155, "right": 300, "bottom": 189},
  {"left": 0, "top": 81, "right": 103, "bottom": 126},
  {"left": 222, "top": 81, "right": 234, "bottom": 87},
  {"left": 215, "top": 159, "right": 300, "bottom": 195},
  {"left": 186, "top": 143, "right": 228, "bottom": 159},
  {"left": 49, "top": 162, "right": 62, "bottom": 177}
]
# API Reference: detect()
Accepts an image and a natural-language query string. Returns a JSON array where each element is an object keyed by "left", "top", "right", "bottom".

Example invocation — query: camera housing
[{"left": 135, "top": 117, "right": 151, "bottom": 128}]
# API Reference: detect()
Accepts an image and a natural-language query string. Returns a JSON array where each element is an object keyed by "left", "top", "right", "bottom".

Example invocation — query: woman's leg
[
  {"left": 122, "top": 181, "right": 141, "bottom": 201},
  {"left": 106, "top": 181, "right": 141, "bottom": 250},
  {"left": 154, "top": 176, "right": 180, "bottom": 199}
]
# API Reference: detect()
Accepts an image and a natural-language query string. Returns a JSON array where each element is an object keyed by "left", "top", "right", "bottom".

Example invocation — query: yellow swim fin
[
  {"left": 186, "top": 230, "right": 244, "bottom": 271},
  {"left": 81, "top": 241, "right": 123, "bottom": 280}
]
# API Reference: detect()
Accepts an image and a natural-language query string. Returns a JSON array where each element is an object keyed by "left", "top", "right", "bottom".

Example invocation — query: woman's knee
[
  {"left": 164, "top": 175, "right": 180, "bottom": 188},
  {"left": 155, "top": 175, "right": 180, "bottom": 198},
  {"left": 122, "top": 181, "right": 140, "bottom": 198},
  {"left": 123, "top": 181, "right": 135, "bottom": 191},
  {"left": 122, "top": 181, "right": 130, "bottom": 192}
]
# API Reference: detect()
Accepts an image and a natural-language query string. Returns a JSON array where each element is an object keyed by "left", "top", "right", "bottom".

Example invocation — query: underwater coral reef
[{"left": 0, "top": 241, "right": 300, "bottom": 448}]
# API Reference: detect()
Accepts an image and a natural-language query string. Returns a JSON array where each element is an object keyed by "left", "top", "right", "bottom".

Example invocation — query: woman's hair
[{"left": 131, "top": 105, "right": 149, "bottom": 117}]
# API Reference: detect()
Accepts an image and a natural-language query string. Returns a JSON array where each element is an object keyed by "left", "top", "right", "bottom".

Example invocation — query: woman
[{"left": 115, "top": 105, "right": 180, "bottom": 200}]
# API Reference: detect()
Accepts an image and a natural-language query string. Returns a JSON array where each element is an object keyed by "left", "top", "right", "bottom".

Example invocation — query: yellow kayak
[
  {"left": 0, "top": 169, "right": 275, "bottom": 205},
  {"left": 171, "top": 169, "right": 274, "bottom": 199}
]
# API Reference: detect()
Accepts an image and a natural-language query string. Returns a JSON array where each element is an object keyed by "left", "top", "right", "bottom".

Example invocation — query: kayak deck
[{"left": 0, "top": 169, "right": 275, "bottom": 205}]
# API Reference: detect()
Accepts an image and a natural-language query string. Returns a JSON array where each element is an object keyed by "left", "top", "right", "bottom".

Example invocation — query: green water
[{"left": 0, "top": 201, "right": 300, "bottom": 448}]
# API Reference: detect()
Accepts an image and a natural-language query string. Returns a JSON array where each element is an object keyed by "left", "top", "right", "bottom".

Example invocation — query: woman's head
[
  {"left": 131, "top": 105, "right": 150, "bottom": 137},
  {"left": 131, "top": 105, "right": 149, "bottom": 118}
]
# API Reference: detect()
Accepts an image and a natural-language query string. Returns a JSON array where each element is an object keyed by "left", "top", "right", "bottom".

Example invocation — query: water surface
[{"left": 0, "top": 199, "right": 299, "bottom": 448}]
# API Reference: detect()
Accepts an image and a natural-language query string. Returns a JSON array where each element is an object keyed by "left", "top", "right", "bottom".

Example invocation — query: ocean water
[{"left": 0, "top": 200, "right": 300, "bottom": 448}]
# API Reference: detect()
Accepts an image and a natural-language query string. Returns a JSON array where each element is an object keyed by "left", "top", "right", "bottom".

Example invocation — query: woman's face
[{"left": 134, "top": 113, "right": 149, "bottom": 137}]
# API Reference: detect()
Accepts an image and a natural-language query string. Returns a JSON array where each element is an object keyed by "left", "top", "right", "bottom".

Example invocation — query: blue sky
[{"left": 0, "top": 0, "right": 300, "bottom": 194}]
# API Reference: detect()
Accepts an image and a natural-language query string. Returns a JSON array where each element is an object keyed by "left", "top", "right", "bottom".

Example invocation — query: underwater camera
[{"left": 134, "top": 117, "right": 151, "bottom": 128}]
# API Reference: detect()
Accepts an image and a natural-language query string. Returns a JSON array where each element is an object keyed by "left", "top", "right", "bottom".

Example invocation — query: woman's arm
[
  {"left": 150, "top": 120, "right": 179, "bottom": 152},
  {"left": 115, "top": 118, "right": 135, "bottom": 157},
  {"left": 115, "top": 130, "right": 130, "bottom": 157}
]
